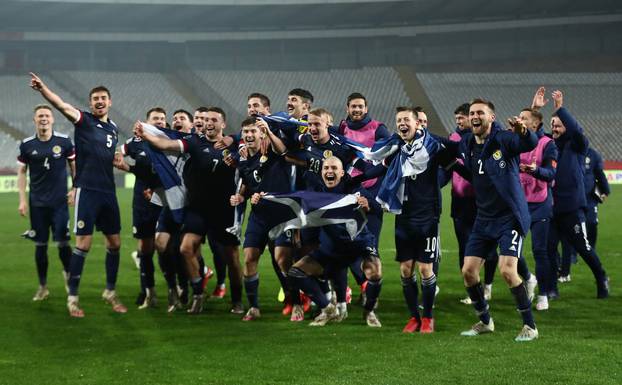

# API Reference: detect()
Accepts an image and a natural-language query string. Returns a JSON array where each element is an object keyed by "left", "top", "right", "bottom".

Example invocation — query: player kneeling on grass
[{"left": 259, "top": 156, "right": 383, "bottom": 327}]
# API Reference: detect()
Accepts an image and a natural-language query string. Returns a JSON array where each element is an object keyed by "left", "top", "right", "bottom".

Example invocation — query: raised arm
[
  {"left": 29, "top": 72, "right": 80, "bottom": 123},
  {"left": 134, "top": 121, "right": 183, "bottom": 153},
  {"left": 531, "top": 86, "right": 548, "bottom": 111},
  {"left": 258, "top": 118, "right": 286, "bottom": 155},
  {"left": 552, "top": 91, "right": 589, "bottom": 154}
]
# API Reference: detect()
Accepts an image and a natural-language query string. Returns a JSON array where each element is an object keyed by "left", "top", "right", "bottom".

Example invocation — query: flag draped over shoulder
[
  {"left": 140, "top": 122, "right": 187, "bottom": 223},
  {"left": 252, "top": 191, "right": 367, "bottom": 240},
  {"left": 344, "top": 130, "right": 443, "bottom": 214}
]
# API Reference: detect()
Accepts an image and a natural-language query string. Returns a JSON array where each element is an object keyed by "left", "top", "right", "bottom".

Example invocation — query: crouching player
[{"left": 282, "top": 156, "right": 383, "bottom": 327}]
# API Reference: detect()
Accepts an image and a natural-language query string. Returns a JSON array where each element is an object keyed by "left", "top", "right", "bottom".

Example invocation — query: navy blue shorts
[
  {"left": 183, "top": 208, "right": 240, "bottom": 247},
  {"left": 74, "top": 188, "right": 121, "bottom": 236},
  {"left": 132, "top": 202, "right": 161, "bottom": 239},
  {"left": 465, "top": 215, "right": 523, "bottom": 258},
  {"left": 156, "top": 206, "right": 182, "bottom": 234},
  {"left": 394, "top": 218, "right": 440, "bottom": 263},
  {"left": 29, "top": 203, "right": 70, "bottom": 243},
  {"left": 310, "top": 240, "right": 379, "bottom": 269},
  {"left": 243, "top": 211, "right": 293, "bottom": 250}
]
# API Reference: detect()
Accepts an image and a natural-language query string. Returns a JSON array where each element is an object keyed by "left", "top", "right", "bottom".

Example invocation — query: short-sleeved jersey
[
  {"left": 470, "top": 142, "right": 512, "bottom": 219},
  {"left": 73, "top": 111, "right": 118, "bottom": 193},
  {"left": 295, "top": 133, "right": 358, "bottom": 191},
  {"left": 238, "top": 149, "right": 294, "bottom": 196},
  {"left": 180, "top": 134, "right": 236, "bottom": 211},
  {"left": 18, "top": 132, "right": 75, "bottom": 207},
  {"left": 122, "top": 137, "right": 161, "bottom": 209}
]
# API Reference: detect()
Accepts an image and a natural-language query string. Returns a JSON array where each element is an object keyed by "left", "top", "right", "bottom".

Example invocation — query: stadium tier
[
  {"left": 0, "top": 74, "right": 79, "bottom": 136},
  {"left": 417, "top": 72, "right": 622, "bottom": 161},
  {"left": 0, "top": 132, "right": 20, "bottom": 170},
  {"left": 193, "top": 67, "right": 411, "bottom": 129}
]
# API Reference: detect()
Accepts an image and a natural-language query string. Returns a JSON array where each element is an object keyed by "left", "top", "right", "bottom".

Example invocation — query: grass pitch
[{"left": 0, "top": 187, "right": 620, "bottom": 385}]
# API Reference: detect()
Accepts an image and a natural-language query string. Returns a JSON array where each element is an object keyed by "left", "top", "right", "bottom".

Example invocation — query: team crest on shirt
[
  {"left": 492, "top": 150, "right": 502, "bottom": 160},
  {"left": 323, "top": 150, "right": 333, "bottom": 159},
  {"left": 259, "top": 155, "right": 268, "bottom": 163},
  {"left": 52, "top": 145, "right": 62, "bottom": 158}
]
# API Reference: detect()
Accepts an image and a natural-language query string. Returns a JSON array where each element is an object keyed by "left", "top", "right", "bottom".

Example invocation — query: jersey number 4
[{"left": 43, "top": 157, "right": 50, "bottom": 170}]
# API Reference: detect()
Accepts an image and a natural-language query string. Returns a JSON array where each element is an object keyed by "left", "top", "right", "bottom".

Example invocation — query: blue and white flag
[
  {"left": 261, "top": 112, "right": 308, "bottom": 129},
  {"left": 253, "top": 191, "right": 367, "bottom": 240},
  {"left": 140, "top": 122, "right": 187, "bottom": 223},
  {"left": 345, "top": 130, "right": 443, "bottom": 214}
]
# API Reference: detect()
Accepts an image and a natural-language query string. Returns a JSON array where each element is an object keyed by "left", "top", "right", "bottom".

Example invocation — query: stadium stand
[
  {"left": 0, "top": 132, "right": 20, "bottom": 170},
  {"left": 417, "top": 72, "right": 622, "bottom": 161},
  {"left": 0, "top": 74, "right": 80, "bottom": 137},
  {"left": 194, "top": 67, "right": 412, "bottom": 128},
  {"left": 56, "top": 71, "right": 194, "bottom": 132}
]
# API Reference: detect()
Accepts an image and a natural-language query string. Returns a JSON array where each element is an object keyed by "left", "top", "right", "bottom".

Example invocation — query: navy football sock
[
  {"left": 289, "top": 267, "right": 329, "bottom": 309},
  {"left": 510, "top": 283, "right": 536, "bottom": 329},
  {"left": 244, "top": 273, "right": 260, "bottom": 308},
  {"left": 317, "top": 277, "right": 330, "bottom": 295},
  {"left": 333, "top": 268, "right": 348, "bottom": 303},
  {"left": 140, "top": 251, "right": 155, "bottom": 289},
  {"left": 209, "top": 240, "right": 227, "bottom": 286},
  {"left": 580, "top": 250, "right": 606, "bottom": 282},
  {"left": 35, "top": 244, "right": 48, "bottom": 286},
  {"left": 157, "top": 251, "right": 177, "bottom": 290},
  {"left": 401, "top": 275, "right": 420, "bottom": 319},
  {"left": 105, "top": 248, "right": 120, "bottom": 291},
  {"left": 517, "top": 256, "right": 532, "bottom": 281},
  {"left": 275, "top": 267, "right": 289, "bottom": 292},
  {"left": 466, "top": 282, "right": 491, "bottom": 324},
  {"left": 57, "top": 244, "right": 72, "bottom": 273},
  {"left": 364, "top": 278, "right": 382, "bottom": 312},
  {"left": 191, "top": 276, "right": 203, "bottom": 295},
  {"left": 421, "top": 273, "right": 437, "bottom": 318},
  {"left": 68, "top": 248, "right": 88, "bottom": 296}
]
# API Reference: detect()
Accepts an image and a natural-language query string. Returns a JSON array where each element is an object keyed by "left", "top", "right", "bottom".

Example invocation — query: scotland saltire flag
[
  {"left": 261, "top": 112, "right": 308, "bottom": 129},
  {"left": 253, "top": 191, "right": 367, "bottom": 240},
  {"left": 140, "top": 122, "right": 187, "bottom": 223},
  {"left": 345, "top": 130, "right": 443, "bottom": 214}
]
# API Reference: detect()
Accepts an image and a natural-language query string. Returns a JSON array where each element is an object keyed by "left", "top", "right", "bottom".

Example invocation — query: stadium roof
[{"left": 2, "top": 0, "right": 621, "bottom": 37}]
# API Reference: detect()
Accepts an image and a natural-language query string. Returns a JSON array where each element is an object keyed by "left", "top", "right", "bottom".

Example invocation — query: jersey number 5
[{"left": 106, "top": 134, "right": 113, "bottom": 148}]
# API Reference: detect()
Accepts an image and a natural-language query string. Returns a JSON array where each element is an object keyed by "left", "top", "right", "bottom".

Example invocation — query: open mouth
[
  {"left": 287, "top": 105, "right": 294, "bottom": 113},
  {"left": 245, "top": 137, "right": 255, "bottom": 143},
  {"left": 398, "top": 125, "right": 410, "bottom": 134},
  {"left": 471, "top": 119, "right": 482, "bottom": 129},
  {"left": 95, "top": 104, "right": 105, "bottom": 109},
  {"left": 325, "top": 174, "right": 336, "bottom": 182}
]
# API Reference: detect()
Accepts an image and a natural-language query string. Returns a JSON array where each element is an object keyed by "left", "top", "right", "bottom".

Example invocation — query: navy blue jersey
[
  {"left": 18, "top": 132, "right": 75, "bottom": 207},
  {"left": 470, "top": 142, "right": 513, "bottom": 219},
  {"left": 73, "top": 111, "right": 118, "bottom": 193},
  {"left": 238, "top": 149, "right": 294, "bottom": 196},
  {"left": 459, "top": 121, "right": 537, "bottom": 235},
  {"left": 181, "top": 134, "right": 236, "bottom": 211},
  {"left": 400, "top": 135, "right": 457, "bottom": 224},
  {"left": 295, "top": 133, "right": 358, "bottom": 191},
  {"left": 122, "top": 137, "right": 161, "bottom": 209}
]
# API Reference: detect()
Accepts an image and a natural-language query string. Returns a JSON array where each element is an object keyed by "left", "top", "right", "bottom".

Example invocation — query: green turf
[{"left": 0, "top": 187, "right": 620, "bottom": 385}]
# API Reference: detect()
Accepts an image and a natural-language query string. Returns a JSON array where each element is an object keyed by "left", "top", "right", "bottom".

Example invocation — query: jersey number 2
[{"left": 477, "top": 159, "right": 484, "bottom": 175}]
